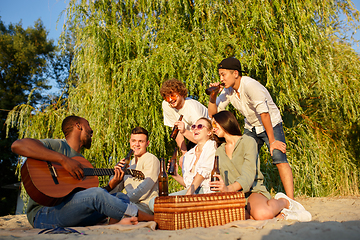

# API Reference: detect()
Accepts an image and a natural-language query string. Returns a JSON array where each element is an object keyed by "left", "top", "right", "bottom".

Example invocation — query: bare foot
[
  {"left": 108, "top": 217, "right": 119, "bottom": 225},
  {"left": 118, "top": 216, "right": 138, "bottom": 225}
]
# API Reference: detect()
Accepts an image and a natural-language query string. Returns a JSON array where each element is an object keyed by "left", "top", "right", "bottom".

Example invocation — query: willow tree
[{"left": 7, "top": 0, "right": 360, "bottom": 197}]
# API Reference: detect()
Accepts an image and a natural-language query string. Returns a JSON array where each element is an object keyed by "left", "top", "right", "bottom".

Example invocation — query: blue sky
[
  {"left": 1, "top": 0, "right": 359, "bottom": 46},
  {"left": 0, "top": 0, "right": 68, "bottom": 44},
  {"left": 0, "top": 0, "right": 69, "bottom": 95}
]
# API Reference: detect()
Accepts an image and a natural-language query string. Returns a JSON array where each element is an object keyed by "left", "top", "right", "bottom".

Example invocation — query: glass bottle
[
  {"left": 170, "top": 115, "right": 183, "bottom": 139},
  {"left": 205, "top": 83, "right": 225, "bottom": 95},
  {"left": 121, "top": 149, "right": 134, "bottom": 171},
  {"left": 158, "top": 158, "right": 169, "bottom": 196},
  {"left": 210, "top": 156, "right": 220, "bottom": 190},
  {"left": 167, "top": 147, "right": 178, "bottom": 175}
]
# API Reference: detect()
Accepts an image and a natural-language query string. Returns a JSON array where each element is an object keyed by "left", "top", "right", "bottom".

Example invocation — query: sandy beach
[{"left": 1, "top": 196, "right": 359, "bottom": 240}]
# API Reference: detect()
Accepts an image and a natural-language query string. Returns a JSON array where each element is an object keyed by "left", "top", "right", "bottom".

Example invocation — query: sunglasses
[
  {"left": 211, "top": 121, "right": 218, "bottom": 128},
  {"left": 191, "top": 124, "right": 208, "bottom": 131},
  {"left": 164, "top": 94, "right": 178, "bottom": 103}
]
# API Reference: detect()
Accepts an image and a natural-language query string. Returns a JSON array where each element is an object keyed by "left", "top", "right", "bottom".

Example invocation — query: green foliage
[
  {"left": 6, "top": 0, "right": 360, "bottom": 197},
  {"left": 0, "top": 18, "right": 56, "bottom": 215},
  {"left": 0, "top": 18, "right": 55, "bottom": 105}
]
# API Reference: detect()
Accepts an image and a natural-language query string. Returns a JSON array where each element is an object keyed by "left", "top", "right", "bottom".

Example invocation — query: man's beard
[{"left": 83, "top": 136, "right": 92, "bottom": 149}]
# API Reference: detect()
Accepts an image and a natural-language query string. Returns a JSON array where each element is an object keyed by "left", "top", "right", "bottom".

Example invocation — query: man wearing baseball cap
[{"left": 208, "top": 57, "right": 294, "bottom": 199}]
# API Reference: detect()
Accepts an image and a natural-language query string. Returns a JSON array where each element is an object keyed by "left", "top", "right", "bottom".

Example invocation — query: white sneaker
[
  {"left": 281, "top": 208, "right": 312, "bottom": 222},
  {"left": 275, "top": 192, "right": 305, "bottom": 211}
]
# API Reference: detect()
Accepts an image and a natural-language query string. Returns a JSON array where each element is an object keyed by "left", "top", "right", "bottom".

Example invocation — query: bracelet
[
  {"left": 270, "top": 141, "right": 276, "bottom": 145},
  {"left": 103, "top": 184, "right": 112, "bottom": 191}
]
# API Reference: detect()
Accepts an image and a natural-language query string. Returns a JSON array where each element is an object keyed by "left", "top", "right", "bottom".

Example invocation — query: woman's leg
[{"left": 246, "top": 193, "right": 288, "bottom": 220}]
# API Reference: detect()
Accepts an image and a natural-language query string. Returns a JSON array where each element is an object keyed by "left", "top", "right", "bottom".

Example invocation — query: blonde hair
[{"left": 196, "top": 117, "right": 214, "bottom": 140}]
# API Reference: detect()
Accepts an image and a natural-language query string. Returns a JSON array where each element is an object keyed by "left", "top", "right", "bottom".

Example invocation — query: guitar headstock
[{"left": 126, "top": 169, "right": 145, "bottom": 180}]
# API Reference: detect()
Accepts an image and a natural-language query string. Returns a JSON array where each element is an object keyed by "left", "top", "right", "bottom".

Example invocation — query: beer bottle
[
  {"left": 210, "top": 156, "right": 220, "bottom": 190},
  {"left": 121, "top": 149, "right": 134, "bottom": 171},
  {"left": 168, "top": 147, "right": 178, "bottom": 175},
  {"left": 205, "top": 83, "right": 225, "bottom": 95},
  {"left": 158, "top": 158, "right": 169, "bottom": 196},
  {"left": 170, "top": 115, "right": 183, "bottom": 139}
]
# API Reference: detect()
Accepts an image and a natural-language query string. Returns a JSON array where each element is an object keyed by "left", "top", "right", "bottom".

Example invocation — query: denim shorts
[{"left": 244, "top": 122, "right": 288, "bottom": 165}]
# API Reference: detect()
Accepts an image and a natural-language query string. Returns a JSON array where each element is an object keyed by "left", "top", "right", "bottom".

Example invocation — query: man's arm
[
  {"left": 181, "top": 129, "right": 196, "bottom": 144},
  {"left": 174, "top": 99, "right": 208, "bottom": 147},
  {"left": 11, "top": 138, "right": 84, "bottom": 179},
  {"left": 175, "top": 133, "right": 187, "bottom": 155},
  {"left": 260, "top": 113, "right": 286, "bottom": 156},
  {"left": 208, "top": 93, "right": 218, "bottom": 118},
  {"left": 175, "top": 120, "right": 196, "bottom": 151},
  {"left": 125, "top": 155, "right": 160, "bottom": 202},
  {"left": 208, "top": 83, "right": 225, "bottom": 118},
  {"left": 244, "top": 80, "right": 286, "bottom": 156},
  {"left": 104, "top": 164, "right": 125, "bottom": 192}
]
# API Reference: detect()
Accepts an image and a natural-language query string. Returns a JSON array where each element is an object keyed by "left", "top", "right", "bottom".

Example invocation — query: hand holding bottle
[
  {"left": 210, "top": 156, "right": 220, "bottom": 191},
  {"left": 167, "top": 147, "right": 178, "bottom": 175},
  {"left": 116, "top": 159, "right": 125, "bottom": 169},
  {"left": 205, "top": 82, "right": 224, "bottom": 96},
  {"left": 209, "top": 174, "right": 229, "bottom": 192},
  {"left": 170, "top": 115, "right": 183, "bottom": 139},
  {"left": 167, "top": 161, "right": 179, "bottom": 177},
  {"left": 121, "top": 149, "right": 134, "bottom": 171},
  {"left": 173, "top": 121, "right": 186, "bottom": 135}
]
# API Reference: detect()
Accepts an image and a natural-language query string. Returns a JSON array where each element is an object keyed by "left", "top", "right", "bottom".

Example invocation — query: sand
[{"left": 1, "top": 196, "right": 359, "bottom": 240}]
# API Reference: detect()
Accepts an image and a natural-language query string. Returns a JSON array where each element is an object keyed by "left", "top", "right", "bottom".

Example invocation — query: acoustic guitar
[{"left": 21, "top": 156, "right": 145, "bottom": 207}]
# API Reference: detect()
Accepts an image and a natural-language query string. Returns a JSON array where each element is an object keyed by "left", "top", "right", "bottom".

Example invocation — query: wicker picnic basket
[{"left": 154, "top": 191, "right": 246, "bottom": 230}]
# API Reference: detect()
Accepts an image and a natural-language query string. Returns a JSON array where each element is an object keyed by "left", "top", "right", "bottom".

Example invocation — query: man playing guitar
[{"left": 11, "top": 116, "right": 153, "bottom": 228}]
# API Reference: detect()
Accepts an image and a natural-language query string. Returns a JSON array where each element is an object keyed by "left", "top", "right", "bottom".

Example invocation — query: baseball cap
[{"left": 218, "top": 57, "right": 246, "bottom": 74}]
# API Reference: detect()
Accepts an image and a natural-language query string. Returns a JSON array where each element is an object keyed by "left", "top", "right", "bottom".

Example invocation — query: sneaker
[
  {"left": 275, "top": 192, "right": 305, "bottom": 211},
  {"left": 281, "top": 208, "right": 312, "bottom": 222}
]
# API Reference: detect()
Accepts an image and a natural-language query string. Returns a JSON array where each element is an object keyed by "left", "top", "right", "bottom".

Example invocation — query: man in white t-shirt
[
  {"left": 208, "top": 57, "right": 294, "bottom": 199},
  {"left": 160, "top": 78, "right": 209, "bottom": 158}
]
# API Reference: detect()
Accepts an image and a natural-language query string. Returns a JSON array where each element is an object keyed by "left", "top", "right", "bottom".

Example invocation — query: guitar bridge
[{"left": 47, "top": 161, "right": 59, "bottom": 185}]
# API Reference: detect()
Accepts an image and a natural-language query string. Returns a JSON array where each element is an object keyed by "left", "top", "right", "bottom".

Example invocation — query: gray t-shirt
[{"left": 26, "top": 139, "right": 83, "bottom": 227}]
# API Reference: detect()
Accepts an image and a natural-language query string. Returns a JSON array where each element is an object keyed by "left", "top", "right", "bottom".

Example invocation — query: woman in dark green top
[{"left": 210, "top": 111, "right": 311, "bottom": 221}]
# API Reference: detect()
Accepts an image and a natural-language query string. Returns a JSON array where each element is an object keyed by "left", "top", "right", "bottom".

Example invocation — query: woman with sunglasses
[
  {"left": 148, "top": 117, "right": 216, "bottom": 212},
  {"left": 210, "top": 111, "right": 311, "bottom": 221},
  {"left": 170, "top": 117, "right": 217, "bottom": 195}
]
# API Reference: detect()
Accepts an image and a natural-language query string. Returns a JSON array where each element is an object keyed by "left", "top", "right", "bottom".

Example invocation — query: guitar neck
[
  {"left": 83, "top": 168, "right": 140, "bottom": 178},
  {"left": 83, "top": 168, "right": 115, "bottom": 176}
]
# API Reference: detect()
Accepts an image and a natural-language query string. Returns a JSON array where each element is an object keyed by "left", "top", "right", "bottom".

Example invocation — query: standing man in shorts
[{"left": 208, "top": 57, "right": 294, "bottom": 199}]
